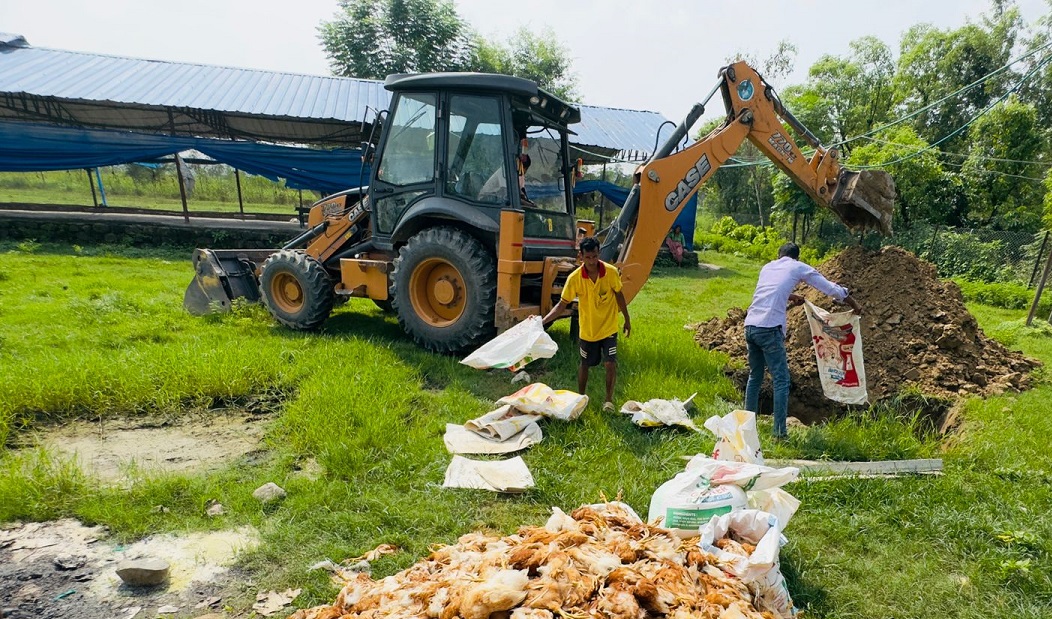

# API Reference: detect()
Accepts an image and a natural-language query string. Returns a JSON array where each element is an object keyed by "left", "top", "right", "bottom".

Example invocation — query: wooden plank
[{"left": 767, "top": 458, "right": 942, "bottom": 477}]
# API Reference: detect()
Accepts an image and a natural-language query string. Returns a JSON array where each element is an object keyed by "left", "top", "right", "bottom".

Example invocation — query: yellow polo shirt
[{"left": 561, "top": 261, "right": 623, "bottom": 342}]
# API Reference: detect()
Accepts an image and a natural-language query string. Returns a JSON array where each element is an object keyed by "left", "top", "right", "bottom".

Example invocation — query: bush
[{"left": 953, "top": 278, "right": 1050, "bottom": 314}]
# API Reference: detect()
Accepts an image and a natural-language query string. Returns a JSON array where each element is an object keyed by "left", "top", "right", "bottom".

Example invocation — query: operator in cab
[{"left": 543, "top": 237, "right": 631, "bottom": 413}]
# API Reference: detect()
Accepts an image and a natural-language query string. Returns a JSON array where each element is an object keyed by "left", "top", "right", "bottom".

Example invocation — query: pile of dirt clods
[{"left": 694, "top": 246, "right": 1039, "bottom": 424}]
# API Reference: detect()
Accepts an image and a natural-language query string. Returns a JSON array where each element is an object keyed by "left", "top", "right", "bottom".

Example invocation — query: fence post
[
  {"left": 234, "top": 168, "right": 245, "bottom": 220},
  {"left": 1026, "top": 241, "right": 1052, "bottom": 326},
  {"left": 927, "top": 225, "right": 940, "bottom": 259},
  {"left": 86, "top": 168, "right": 98, "bottom": 208},
  {"left": 174, "top": 154, "right": 190, "bottom": 224},
  {"left": 1029, "top": 230, "right": 1050, "bottom": 288}
]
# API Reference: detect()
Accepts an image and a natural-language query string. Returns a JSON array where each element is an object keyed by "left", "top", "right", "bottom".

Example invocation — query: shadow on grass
[
  {"left": 651, "top": 265, "right": 742, "bottom": 280},
  {"left": 780, "top": 554, "right": 833, "bottom": 617}
]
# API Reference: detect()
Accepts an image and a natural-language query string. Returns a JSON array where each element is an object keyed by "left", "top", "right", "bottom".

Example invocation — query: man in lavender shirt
[{"left": 744, "top": 242, "right": 862, "bottom": 439}]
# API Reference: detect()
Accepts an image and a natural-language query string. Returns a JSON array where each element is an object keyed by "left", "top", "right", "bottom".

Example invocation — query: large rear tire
[
  {"left": 259, "top": 250, "right": 334, "bottom": 330},
  {"left": 391, "top": 227, "right": 495, "bottom": 354}
]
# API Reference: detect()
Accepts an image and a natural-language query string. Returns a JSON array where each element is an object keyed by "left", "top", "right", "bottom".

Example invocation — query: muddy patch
[
  {"left": 0, "top": 519, "right": 259, "bottom": 619},
  {"left": 29, "top": 412, "right": 271, "bottom": 482}
]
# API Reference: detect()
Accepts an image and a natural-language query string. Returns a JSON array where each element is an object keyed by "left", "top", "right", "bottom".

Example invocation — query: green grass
[
  {"left": 1, "top": 244, "right": 1051, "bottom": 617},
  {"left": 0, "top": 169, "right": 310, "bottom": 215}
]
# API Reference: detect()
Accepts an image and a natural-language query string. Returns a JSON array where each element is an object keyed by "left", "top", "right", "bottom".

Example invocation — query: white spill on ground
[{"left": 1, "top": 519, "right": 259, "bottom": 618}]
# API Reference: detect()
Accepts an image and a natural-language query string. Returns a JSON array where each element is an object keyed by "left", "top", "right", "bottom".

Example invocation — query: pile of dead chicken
[{"left": 289, "top": 503, "right": 777, "bottom": 619}]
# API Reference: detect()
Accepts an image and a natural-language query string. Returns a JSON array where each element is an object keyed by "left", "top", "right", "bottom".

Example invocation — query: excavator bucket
[
  {"left": 183, "top": 249, "right": 265, "bottom": 315},
  {"left": 830, "top": 169, "right": 896, "bottom": 236}
]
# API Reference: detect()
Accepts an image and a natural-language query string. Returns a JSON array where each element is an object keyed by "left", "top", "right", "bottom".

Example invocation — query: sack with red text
[{"left": 803, "top": 301, "right": 868, "bottom": 405}]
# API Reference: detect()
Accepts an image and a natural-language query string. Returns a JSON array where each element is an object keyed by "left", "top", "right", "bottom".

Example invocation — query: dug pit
[{"left": 694, "top": 246, "right": 1040, "bottom": 426}]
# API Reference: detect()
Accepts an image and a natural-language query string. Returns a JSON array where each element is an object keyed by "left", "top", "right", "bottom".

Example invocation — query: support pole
[
  {"left": 597, "top": 163, "right": 607, "bottom": 234},
  {"left": 94, "top": 168, "right": 108, "bottom": 206},
  {"left": 86, "top": 168, "right": 98, "bottom": 208},
  {"left": 1028, "top": 230, "right": 1049, "bottom": 288},
  {"left": 174, "top": 153, "right": 190, "bottom": 224},
  {"left": 1026, "top": 239, "right": 1052, "bottom": 326},
  {"left": 234, "top": 168, "right": 245, "bottom": 219}
]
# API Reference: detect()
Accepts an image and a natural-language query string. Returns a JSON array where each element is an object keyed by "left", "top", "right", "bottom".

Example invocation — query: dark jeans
[{"left": 745, "top": 325, "right": 790, "bottom": 437}]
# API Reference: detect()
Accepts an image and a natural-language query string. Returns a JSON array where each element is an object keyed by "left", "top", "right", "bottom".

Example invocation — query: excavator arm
[{"left": 599, "top": 61, "right": 895, "bottom": 304}]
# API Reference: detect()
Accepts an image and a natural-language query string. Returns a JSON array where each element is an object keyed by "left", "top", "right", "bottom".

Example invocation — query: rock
[
  {"left": 205, "top": 500, "right": 226, "bottom": 517},
  {"left": 785, "top": 416, "right": 806, "bottom": 429},
  {"left": 115, "top": 558, "right": 170, "bottom": 586},
  {"left": 150, "top": 505, "right": 170, "bottom": 514},
  {"left": 157, "top": 605, "right": 179, "bottom": 614},
  {"left": 511, "top": 370, "right": 530, "bottom": 384},
  {"left": 53, "top": 555, "right": 85, "bottom": 570},
  {"left": 253, "top": 482, "right": 287, "bottom": 504},
  {"left": 904, "top": 368, "right": 921, "bottom": 381}
]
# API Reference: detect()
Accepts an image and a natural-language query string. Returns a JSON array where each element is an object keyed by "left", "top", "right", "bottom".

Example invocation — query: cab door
[{"left": 370, "top": 92, "right": 439, "bottom": 241}]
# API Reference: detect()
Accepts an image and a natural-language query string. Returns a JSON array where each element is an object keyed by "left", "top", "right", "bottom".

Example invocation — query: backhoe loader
[{"left": 184, "top": 61, "right": 895, "bottom": 353}]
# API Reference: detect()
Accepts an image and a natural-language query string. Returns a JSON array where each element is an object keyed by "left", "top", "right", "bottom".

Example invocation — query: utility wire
[
  {"left": 854, "top": 50, "right": 1052, "bottom": 169},
  {"left": 832, "top": 38, "right": 1052, "bottom": 148},
  {"left": 860, "top": 135, "right": 1052, "bottom": 166},
  {"left": 939, "top": 158, "right": 1049, "bottom": 182}
]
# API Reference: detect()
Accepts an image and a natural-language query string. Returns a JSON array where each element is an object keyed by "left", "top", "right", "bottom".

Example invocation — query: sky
[{"left": 1, "top": 0, "right": 1048, "bottom": 123}]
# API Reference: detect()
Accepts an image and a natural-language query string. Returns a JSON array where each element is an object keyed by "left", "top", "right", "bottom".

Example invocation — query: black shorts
[{"left": 579, "top": 335, "right": 617, "bottom": 367}]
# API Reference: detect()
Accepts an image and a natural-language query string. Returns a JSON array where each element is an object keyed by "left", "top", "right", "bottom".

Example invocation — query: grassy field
[
  {"left": 0, "top": 169, "right": 311, "bottom": 216},
  {"left": 1, "top": 243, "right": 1051, "bottom": 617}
]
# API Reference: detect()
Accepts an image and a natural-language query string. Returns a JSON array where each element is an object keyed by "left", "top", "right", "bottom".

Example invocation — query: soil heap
[{"left": 694, "top": 246, "right": 1039, "bottom": 423}]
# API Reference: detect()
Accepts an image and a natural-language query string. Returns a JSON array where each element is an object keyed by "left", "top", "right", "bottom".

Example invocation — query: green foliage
[
  {"left": 318, "top": 0, "right": 475, "bottom": 79},
  {"left": 954, "top": 278, "right": 1052, "bottom": 313},
  {"left": 317, "top": 0, "right": 579, "bottom": 99},
  {"left": 846, "top": 126, "right": 949, "bottom": 226},
  {"left": 961, "top": 96, "right": 1045, "bottom": 230},
  {"left": 894, "top": 8, "right": 1022, "bottom": 152},
  {"left": 792, "top": 36, "right": 896, "bottom": 148},
  {"left": 473, "top": 27, "right": 578, "bottom": 100},
  {"left": 695, "top": 217, "right": 787, "bottom": 261}
]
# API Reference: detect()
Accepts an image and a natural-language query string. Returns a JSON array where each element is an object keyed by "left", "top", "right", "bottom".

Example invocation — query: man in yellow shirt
[{"left": 543, "top": 237, "right": 631, "bottom": 412}]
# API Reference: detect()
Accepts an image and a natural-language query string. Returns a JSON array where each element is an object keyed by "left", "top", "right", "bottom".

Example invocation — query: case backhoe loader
[{"left": 184, "top": 61, "right": 895, "bottom": 353}]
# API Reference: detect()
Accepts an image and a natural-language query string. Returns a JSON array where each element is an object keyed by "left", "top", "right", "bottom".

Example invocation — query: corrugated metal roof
[{"left": 0, "top": 34, "right": 671, "bottom": 159}]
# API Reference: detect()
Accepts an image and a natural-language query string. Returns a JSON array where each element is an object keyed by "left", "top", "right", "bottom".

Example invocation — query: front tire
[
  {"left": 390, "top": 227, "right": 496, "bottom": 354},
  {"left": 259, "top": 250, "right": 334, "bottom": 330}
]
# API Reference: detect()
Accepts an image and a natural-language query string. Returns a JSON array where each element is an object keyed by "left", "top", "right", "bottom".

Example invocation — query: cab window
[
  {"left": 377, "top": 93, "right": 437, "bottom": 186},
  {"left": 446, "top": 95, "right": 507, "bottom": 204}
]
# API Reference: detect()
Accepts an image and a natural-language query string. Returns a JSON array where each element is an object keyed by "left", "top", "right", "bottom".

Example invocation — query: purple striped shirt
[{"left": 744, "top": 257, "right": 848, "bottom": 333}]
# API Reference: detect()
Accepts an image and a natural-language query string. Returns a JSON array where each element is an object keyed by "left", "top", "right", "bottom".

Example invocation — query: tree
[
  {"left": 1018, "top": 0, "right": 1052, "bottom": 129},
  {"left": 960, "top": 96, "right": 1045, "bottom": 229},
  {"left": 318, "top": 0, "right": 579, "bottom": 99},
  {"left": 473, "top": 27, "right": 578, "bottom": 100},
  {"left": 783, "top": 37, "right": 895, "bottom": 154},
  {"left": 893, "top": 2, "right": 1023, "bottom": 152},
  {"left": 319, "top": 0, "right": 475, "bottom": 79}
]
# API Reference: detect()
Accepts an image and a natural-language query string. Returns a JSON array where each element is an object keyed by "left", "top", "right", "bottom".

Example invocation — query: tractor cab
[{"left": 371, "top": 73, "right": 582, "bottom": 260}]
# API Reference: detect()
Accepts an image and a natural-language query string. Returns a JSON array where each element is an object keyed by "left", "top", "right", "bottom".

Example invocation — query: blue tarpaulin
[
  {"left": 573, "top": 180, "right": 695, "bottom": 250},
  {"left": 0, "top": 121, "right": 368, "bottom": 195}
]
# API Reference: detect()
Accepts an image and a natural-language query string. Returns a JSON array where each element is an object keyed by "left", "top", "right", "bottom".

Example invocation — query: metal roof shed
[{"left": 0, "top": 34, "right": 671, "bottom": 163}]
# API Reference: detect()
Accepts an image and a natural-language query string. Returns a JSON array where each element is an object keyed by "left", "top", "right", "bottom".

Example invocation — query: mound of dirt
[{"left": 694, "top": 246, "right": 1040, "bottom": 424}]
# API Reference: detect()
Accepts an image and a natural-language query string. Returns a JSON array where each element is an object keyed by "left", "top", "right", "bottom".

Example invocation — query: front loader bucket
[
  {"left": 183, "top": 249, "right": 265, "bottom": 315},
  {"left": 830, "top": 169, "right": 896, "bottom": 236}
]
